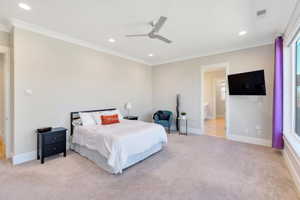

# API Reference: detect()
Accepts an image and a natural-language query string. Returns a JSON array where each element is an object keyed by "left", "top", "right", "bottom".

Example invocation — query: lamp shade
[{"left": 125, "top": 102, "right": 132, "bottom": 110}]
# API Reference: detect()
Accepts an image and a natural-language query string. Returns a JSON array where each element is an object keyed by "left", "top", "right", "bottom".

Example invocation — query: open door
[
  {"left": 201, "top": 63, "right": 229, "bottom": 138},
  {"left": 0, "top": 53, "right": 4, "bottom": 159}
]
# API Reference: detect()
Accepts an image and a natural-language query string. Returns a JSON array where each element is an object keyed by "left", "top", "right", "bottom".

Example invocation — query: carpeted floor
[{"left": 0, "top": 135, "right": 299, "bottom": 200}]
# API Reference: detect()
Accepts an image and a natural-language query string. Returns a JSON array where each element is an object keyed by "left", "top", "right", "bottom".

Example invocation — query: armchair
[{"left": 153, "top": 110, "right": 173, "bottom": 133}]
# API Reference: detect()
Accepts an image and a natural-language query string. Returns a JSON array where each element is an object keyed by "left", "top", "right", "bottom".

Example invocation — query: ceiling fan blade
[
  {"left": 153, "top": 35, "right": 172, "bottom": 43},
  {"left": 126, "top": 34, "right": 148, "bottom": 37},
  {"left": 152, "top": 16, "right": 167, "bottom": 33}
]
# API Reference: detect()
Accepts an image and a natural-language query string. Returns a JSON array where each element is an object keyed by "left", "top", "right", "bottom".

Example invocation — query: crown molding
[
  {"left": 150, "top": 41, "right": 274, "bottom": 66},
  {"left": 10, "top": 19, "right": 275, "bottom": 67},
  {"left": 10, "top": 19, "right": 151, "bottom": 65}
]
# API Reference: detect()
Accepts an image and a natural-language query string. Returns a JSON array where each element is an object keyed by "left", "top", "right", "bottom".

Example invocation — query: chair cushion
[
  {"left": 156, "top": 120, "right": 170, "bottom": 127},
  {"left": 157, "top": 111, "right": 170, "bottom": 120}
]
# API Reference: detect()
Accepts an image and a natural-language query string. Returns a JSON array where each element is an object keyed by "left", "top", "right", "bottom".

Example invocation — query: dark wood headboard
[{"left": 70, "top": 108, "right": 116, "bottom": 135}]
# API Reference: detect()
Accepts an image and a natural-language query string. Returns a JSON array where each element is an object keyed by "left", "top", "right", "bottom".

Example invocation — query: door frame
[
  {"left": 0, "top": 45, "right": 12, "bottom": 158},
  {"left": 201, "top": 62, "right": 229, "bottom": 137}
]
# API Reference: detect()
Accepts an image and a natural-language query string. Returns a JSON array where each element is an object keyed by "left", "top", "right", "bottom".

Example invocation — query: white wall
[
  {"left": 12, "top": 28, "right": 153, "bottom": 155},
  {"left": 152, "top": 44, "right": 274, "bottom": 142},
  {"left": 203, "top": 70, "right": 226, "bottom": 119},
  {"left": 0, "top": 31, "right": 10, "bottom": 47},
  {"left": 0, "top": 54, "right": 3, "bottom": 137},
  {"left": 216, "top": 80, "right": 225, "bottom": 117}
]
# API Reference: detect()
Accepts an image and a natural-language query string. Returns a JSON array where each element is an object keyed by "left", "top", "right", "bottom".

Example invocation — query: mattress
[
  {"left": 72, "top": 120, "right": 167, "bottom": 173},
  {"left": 72, "top": 142, "right": 163, "bottom": 174}
]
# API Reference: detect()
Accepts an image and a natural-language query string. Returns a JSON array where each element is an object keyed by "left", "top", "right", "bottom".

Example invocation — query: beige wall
[
  {"left": 152, "top": 44, "right": 274, "bottom": 140},
  {"left": 0, "top": 31, "right": 10, "bottom": 47},
  {"left": 13, "top": 28, "right": 153, "bottom": 155},
  {"left": 11, "top": 27, "right": 274, "bottom": 155}
]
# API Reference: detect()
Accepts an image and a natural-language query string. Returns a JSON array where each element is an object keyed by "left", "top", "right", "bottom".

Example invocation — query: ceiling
[{"left": 0, "top": 0, "right": 297, "bottom": 65}]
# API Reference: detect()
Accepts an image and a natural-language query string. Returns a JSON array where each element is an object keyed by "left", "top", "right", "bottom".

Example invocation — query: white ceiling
[{"left": 0, "top": 0, "right": 297, "bottom": 65}]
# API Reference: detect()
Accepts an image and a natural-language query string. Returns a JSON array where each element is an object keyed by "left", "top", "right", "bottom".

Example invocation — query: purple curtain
[{"left": 272, "top": 36, "right": 284, "bottom": 149}]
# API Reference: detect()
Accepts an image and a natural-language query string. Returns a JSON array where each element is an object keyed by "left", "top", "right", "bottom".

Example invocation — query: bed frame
[
  {"left": 70, "top": 108, "right": 116, "bottom": 135},
  {"left": 70, "top": 107, "right": 164, "bottom": 174}
]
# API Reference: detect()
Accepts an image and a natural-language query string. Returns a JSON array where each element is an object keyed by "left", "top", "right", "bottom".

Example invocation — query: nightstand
[
  {"left": 124, "top": 116, "right": 138, "bottom": 120},
  {"left": 37, "top": 127, "right": 67, "bottom": 164}
]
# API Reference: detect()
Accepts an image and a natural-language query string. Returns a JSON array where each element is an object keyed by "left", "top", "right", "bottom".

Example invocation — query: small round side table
[{"left": 178, "top": 117, "right": 188, "bottom": 135}]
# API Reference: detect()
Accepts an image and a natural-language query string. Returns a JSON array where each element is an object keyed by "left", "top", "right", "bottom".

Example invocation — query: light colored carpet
[{"left": 0, "top": 135, "right": 299, "bottom": 200}]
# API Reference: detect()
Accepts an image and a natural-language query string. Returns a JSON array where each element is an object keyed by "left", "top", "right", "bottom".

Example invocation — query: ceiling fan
[{"left": 126, "top": 16, "right": 172, "bottom": 44}]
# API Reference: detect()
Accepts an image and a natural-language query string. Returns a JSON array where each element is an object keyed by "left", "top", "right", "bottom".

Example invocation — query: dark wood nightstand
[
  {"left": 124, "top": 116, "right": 138, "bottom": 120},
  {"left": 37, "top": 127, "right": 67, "bottom": 164}
]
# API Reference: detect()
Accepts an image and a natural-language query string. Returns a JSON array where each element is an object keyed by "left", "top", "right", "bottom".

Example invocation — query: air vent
[{"left": 257, "top": 9, "right": 267, "bottom": 17}]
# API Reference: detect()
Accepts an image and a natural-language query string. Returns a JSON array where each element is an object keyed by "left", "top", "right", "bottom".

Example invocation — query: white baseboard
[
  {"left": 188, "top": 128, "right": 202, "bottom": 135},
  {"left": 227, "top": 134, "right": 272, "bottom": 147},
  {"left": 12, "top": 151, "right": 36, "bottom": 165},
  {"left": 283, "top": 138, "right": 300, "bottom": 195},
  {"left": 160, "top": 124, "right": 202, "bottom": 135}
]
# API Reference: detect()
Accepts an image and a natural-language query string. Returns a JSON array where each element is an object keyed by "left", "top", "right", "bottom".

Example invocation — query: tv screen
[{"left": 228, "top": 70, "right": 266, "bottom": 95}]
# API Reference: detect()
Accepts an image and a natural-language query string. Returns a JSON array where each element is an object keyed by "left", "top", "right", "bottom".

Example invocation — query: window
[{"left": 295, "top": 40, "right": 300, "bottom": 136}]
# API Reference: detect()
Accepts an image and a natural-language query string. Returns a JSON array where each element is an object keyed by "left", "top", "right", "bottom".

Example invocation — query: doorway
[
  {"left": 0, "top": 54, "right": 5, "bottom": 159},
  {"left": 0, "top": 45, "right": 11, "bottom": 160},
  {"left": 201, "top": 63, "right": 229, "bottom": 138}
]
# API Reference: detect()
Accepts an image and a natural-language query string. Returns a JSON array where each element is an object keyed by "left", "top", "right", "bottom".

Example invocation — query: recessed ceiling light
[
  {"left": 108, "top": 38, "right": 116, "bottom": 43},
  {"left": 18, "top": 3, "right": 31, "bottom": 10},
  {"left": 238, "top": 30, "right": 247, "bottom": 36},
  {"left": 148, "top": 54, "right": 154, "bottom": 57}
]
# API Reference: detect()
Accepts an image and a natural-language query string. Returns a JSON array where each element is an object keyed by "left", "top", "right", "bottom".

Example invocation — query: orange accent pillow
[{"left": 101, "top": 114, "right": 120, "bottom": 125}]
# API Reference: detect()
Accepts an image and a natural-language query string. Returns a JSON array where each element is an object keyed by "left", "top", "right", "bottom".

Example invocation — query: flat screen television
[{"left": 228, "top": 70, "right": 266, "bottom": 95}]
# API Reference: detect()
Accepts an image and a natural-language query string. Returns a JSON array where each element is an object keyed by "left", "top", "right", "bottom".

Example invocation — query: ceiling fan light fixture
[{"left": 126, "top": 16, "right": 172, "bottom": 44}]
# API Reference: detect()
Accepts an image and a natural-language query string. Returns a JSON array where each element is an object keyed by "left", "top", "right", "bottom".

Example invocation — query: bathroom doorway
[
  {"left": 201, "top": 63, "right": 229, "bottom": 138},
  {"left": 0, "top": 53, "right": 5, "bottom": 159},
  {"left": 0, "top": 45, "right": 11, "bottom": 161}
]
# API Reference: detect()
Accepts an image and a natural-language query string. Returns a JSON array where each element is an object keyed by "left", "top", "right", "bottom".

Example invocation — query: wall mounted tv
[{"left": 228, "top": 70, "right": 266, "bottom": 95}]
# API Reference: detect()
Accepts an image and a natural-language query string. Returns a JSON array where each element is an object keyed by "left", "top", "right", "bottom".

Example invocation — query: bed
[{"left": 70, "top": 108, "right": 168, "bottom": 174}]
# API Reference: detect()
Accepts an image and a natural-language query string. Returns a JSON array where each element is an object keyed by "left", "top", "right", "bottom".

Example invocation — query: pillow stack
[{"left": 79, "top": 109, "right": 123, "bottom": 126}]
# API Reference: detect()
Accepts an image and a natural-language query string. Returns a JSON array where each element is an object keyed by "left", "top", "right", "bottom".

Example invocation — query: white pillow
[
  {"left": 92, "top": 112, "right": 102, "bottom": 125},
  {"left": 92, "top": 110, "right": 124, "bottom": 125},
  {"left": 79, "top": 112, "right": 96, "bottom": 126},
  {"left": 72, "top": 118, "right": 82, "bottom": 127}
]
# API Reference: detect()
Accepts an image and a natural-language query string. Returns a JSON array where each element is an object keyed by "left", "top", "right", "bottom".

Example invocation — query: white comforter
[{"left": 72, "top": 120, "right": 167, "bottom": 173}]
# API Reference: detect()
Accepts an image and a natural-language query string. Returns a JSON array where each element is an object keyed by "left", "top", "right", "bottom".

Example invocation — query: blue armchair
[{"left": 153, "top": 110, "right": 173, "bottom": 133}]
